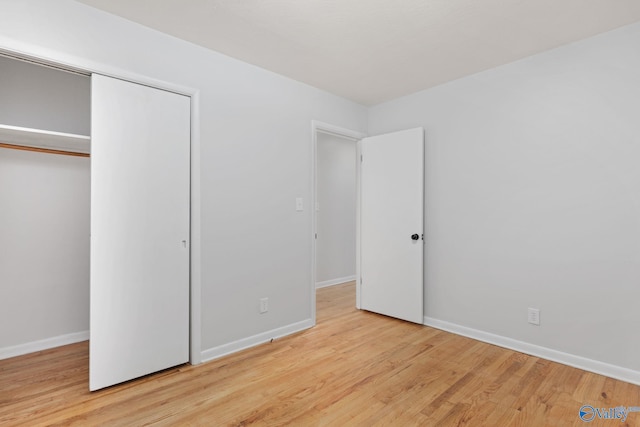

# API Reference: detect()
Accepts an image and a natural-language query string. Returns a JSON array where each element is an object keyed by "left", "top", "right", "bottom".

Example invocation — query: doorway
[
  {"left": 311, "top": 123, "right": 425, "bottom": 326},
  {"left": 316, "top": 131, "right": 357, "bottom": 288},
  {"left": 311, "top": 121, "right": 366, "bottom": 324}
]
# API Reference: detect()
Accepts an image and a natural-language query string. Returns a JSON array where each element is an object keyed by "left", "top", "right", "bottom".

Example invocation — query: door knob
[{"left": 411, "top": 234, "right": 420, "bottom": 240}]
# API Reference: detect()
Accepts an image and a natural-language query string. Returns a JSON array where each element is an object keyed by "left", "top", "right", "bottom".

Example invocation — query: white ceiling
[{"left": 75, "top": 0, "right": 640, "bottom": 106}]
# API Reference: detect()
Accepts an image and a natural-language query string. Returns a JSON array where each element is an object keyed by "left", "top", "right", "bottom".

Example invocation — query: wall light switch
[{"left": 296, "top": 197, "right": 304, "bottom": 211}]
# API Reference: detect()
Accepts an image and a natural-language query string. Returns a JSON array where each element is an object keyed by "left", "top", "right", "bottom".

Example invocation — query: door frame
[
  {"left": 0, "top": 41, "right": 203, "bottom": 365},
  {"left": 311, "top": 121, "right": 366, "bottom": 322}
]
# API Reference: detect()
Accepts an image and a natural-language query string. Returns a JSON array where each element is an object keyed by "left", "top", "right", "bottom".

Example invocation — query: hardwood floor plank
[{"left": 2, "top": 281, "right": 640, "bottom": 426}]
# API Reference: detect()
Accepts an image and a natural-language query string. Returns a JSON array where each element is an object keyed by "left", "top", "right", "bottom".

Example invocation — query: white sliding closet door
[{"left": 90, "top": 74, "right": 190, "bottom": 391}]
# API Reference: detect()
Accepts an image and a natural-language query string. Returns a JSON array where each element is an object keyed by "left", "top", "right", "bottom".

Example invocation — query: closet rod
[{"left": 0, "top": 142, "right": 90, "bottom": 158}]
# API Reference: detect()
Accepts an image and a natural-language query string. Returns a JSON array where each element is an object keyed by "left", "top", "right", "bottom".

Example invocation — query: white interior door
[
  {"left": 359, "top": 128, "right": 424, "bottom": 324},
  {"left": 90, "top": 74, "right": 190, "bottom": 391}
]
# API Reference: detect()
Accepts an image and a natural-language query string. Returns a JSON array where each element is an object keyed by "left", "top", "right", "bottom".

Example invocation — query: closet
[
  {"left": 0, "top": 54, "right": 91, "bottom": 358},
  {"left": 0, "top": 54, "right": 191, "bottom": 391}
]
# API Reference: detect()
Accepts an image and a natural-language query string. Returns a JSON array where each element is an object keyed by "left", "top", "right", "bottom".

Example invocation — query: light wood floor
[{"left": 1, "top": 282, "right": 639, "bottom": 426}]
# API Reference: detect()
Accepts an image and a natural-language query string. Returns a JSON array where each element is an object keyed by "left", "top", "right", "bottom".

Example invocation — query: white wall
[
  {"left": 316, "top": 132, "right": 356, "bottom": 287},
  {"left": 0, "top": 0, "right": 367, "bottom": 358},
  {"left": 0, "top": 55, "right": 90, "bottom": 356},
  {"left": 368, "top": 22, "right": 640, "bottom": 375},
  {"left": 0, "top": 148, "right": 90, "bottom": 350}
]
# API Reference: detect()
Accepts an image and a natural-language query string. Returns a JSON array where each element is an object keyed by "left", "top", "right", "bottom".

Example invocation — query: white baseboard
[
  {"left": 423, "top": 316, "right": 640, "bottom": 386},
  {"left": 0, "top": 330, "right": 89, "bottom": 361},
  {"left": 200, "top": 319, "right": 314, "bottom": 363},
  {"left": 316, "top": 275, "right": 356, "bottom": 289}
]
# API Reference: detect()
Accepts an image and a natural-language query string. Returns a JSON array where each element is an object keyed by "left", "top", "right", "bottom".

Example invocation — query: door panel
[
  {"left": 90, "top": 75, "right": 190, "bottom": 391},
  {"left": 360, "top": 128, "right": 424, "bottom": 324}
]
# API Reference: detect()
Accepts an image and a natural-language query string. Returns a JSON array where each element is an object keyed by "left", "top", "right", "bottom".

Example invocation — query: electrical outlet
[
  {"left": 528, "top": 307, "right": 540, "bottom": 326},
  {"left": 260, "top": 297, "right": 269, "bottom": 314}
]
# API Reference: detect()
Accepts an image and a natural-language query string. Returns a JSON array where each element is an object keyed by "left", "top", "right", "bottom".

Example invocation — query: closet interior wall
[{"left": 0, "top": 55, "right": 91, "bottom": 357}]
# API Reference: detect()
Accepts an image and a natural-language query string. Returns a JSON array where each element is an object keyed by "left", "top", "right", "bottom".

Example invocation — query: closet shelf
[{"left": 0, "top": 124, "right": 90, "bottom": 154}]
